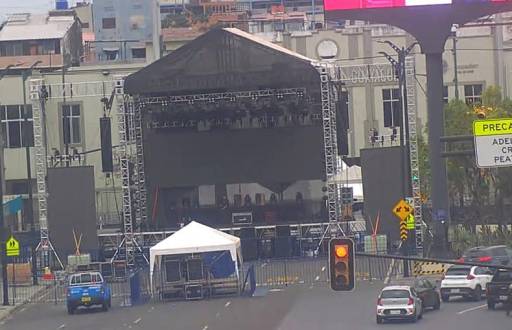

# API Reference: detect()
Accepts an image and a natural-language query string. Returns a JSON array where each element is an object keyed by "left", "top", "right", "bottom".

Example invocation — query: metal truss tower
[
  {"left": 405, "top": 56, "right": 424, "bottom": 254},
  {"left": 29, "top": 78, "right": 64, "bottom": 269}
]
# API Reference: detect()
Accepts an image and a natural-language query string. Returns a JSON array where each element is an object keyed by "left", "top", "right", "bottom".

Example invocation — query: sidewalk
[
  {"left": 0, "top": 284, "right": 47, "bottom": 321},
  {"left": 0, "top": 303, "right": 24, "bottom": 323}
]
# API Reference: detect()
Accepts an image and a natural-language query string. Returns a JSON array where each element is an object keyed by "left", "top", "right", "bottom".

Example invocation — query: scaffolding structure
[
  {"left": 405, "top": 56, "right": 424, "bottom": 253},
  {"left": 26, "top": 60, "right": 421, "bottom": 267},
  {"left": 29, "top": 78, "right": 64, "bottom": 269}
]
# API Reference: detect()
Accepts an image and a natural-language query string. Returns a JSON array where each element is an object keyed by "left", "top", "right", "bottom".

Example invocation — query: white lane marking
[
  {"left": 133, "top": 317, "right": 142, "bottom": 324},
  {"left": 19, "top": 307, "right": 26, "bottom": 313},
  {"left": 269, "top": 289, "right": 284, "bottom": 292},
  {"left": 309, "top": 285, "right": 314, "bottom": 289},
  {"left": 321, "top": 266, "right": 326, "bottom": 272},
  {"left": 457, "top": 304, "right": 487, "bottom": 315},
  {"left": 202, "top": 326, "right": 209, "bottom": 330},
  {"left": 58, "top": 324, "right": 66, "bottom": 329},
  {"left": 224, "top": 301, "right": 231, "bottom": 307},
  {"left": 261, "top": 263, "right": 267, "bottom": 268},
  {"left": 315, "top": 275, "right": 320, "bottom": 281}
]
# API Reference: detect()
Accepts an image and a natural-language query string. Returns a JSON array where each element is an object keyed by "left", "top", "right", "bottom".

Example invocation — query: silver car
[{"left": 376, "top": 285, "right": 423, "bottom": 324}]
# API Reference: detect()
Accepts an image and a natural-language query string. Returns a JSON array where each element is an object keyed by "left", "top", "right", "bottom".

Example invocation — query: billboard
[{"left": 324, "top": 0, "right": 506, "bottom": 11}]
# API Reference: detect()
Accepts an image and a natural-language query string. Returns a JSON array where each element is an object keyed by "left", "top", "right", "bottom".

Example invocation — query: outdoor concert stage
[{"left": 123, "top": 28, "right": 350, "bottom": 233}]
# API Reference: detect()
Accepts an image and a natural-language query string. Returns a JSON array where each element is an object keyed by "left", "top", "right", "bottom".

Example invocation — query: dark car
[
  {"left": 460, "top": 245, "right": 512, "bottom": 266},
  {"left": 390, "top": 278, "right": 441, "bottom": 310},
  {"left": 487, "top": 269, "right": 512, "bottom": 310}
]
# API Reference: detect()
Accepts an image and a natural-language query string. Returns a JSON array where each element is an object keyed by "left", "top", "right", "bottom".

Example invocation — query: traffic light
[{"left": 329, "top": 238, "right": 355, "bottom": 291}]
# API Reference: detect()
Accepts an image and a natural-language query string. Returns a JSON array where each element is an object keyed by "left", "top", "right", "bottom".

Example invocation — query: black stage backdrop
[
  {"left": 47, "top": 166, "right": 99, "bottom": 262},
  {"left": 143, "top": 126, "right": 325, "bottom": 187}
]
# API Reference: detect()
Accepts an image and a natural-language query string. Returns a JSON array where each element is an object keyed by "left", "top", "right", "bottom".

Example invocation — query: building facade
[
  {"left": 92, "top": 0, "right": 161, "bottom": 63},
  {"left": 2, "top": 13, "right": 512, "bottom": 232},
  {"left": 0, "top": 11, "right": 82, "bottom": 69},
  {"left": 0, "top": 62, "right": 144, "bottom": 231},
  {"left": 281, "top": 18, "right": 512, "bottom": 157}
]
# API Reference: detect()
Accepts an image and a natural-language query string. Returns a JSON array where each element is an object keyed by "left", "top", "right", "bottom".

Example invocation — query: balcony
[{"left": 0, "top": 54, "right": 64, "bottom": 69}]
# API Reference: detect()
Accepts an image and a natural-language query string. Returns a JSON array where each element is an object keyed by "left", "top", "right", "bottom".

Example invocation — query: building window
[
  {"left": 81, "top": 22, "right": 90, "bottom": 29},
  {"left": 443, "top": 86, "right": 448, "bottom": 104},
  {"left": 0, "top": 105, "right": 33, "bottom": 148},
  {"left": 62, "top": 104, "right": 81, "bottom": 145},
  {"left": 382, "top": 88, "right": 401, "bottom": 128},
  {"left": 103, "top": 49, "right": 119, "bottom": 60},
  {"left": 131, "top": 48, "right": 146, "bottom": 59},
  {"left": 102, "top": 18, "right": 116, "bottom": 29},
  {"left": 464, "top": 84, "right": 483, "bottom": 105}
]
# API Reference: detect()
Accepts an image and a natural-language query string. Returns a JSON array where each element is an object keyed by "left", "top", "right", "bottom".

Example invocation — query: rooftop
[
  {"left": 0, "top": 12, "right": 75, "bottom": 42},
  {"left": 162, "top": 27, "right": 204, "bottom": 42}
]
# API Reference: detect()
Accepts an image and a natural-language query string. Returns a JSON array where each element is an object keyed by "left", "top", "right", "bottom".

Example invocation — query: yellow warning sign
[
  {"left": 400, "top": 219, "right": 408, "bottom": 241},
  {"left": 393, "top": 199, "right": 412, "bottom": 221},
  {"left": 473, "top": 118, "right": 512, "bottom": 136},
  {"left": 6, "top": 236, "right": 20, "bottom": 257},
  {"left": 406, "top": 214, "right": 415, "bottom": 230}
]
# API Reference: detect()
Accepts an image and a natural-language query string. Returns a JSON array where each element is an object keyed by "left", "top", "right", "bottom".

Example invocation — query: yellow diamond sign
[
  {"left": 393, "top": 199, "right": 412, "bottom": 221},
  {"left": 6, "top": 236, "right": 20, "bottom": 257}
]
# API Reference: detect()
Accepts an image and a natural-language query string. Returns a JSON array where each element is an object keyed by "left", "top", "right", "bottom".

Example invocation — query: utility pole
[
  {"left": 451, "top": 24, "right": 460, "bottom": 100},
  {"left": 0, "top": 64, "right": 15, "bottom": 306},
  {"left": 379, "top": 41, "right": 417, "bottom": 275},
  {"left": 21, "top": 61, "right": 42, "bottom": 285}
]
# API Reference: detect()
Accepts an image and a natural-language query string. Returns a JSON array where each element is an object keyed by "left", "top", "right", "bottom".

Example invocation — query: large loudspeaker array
[{"left": 100, "top": 117, "right": 114, "bottom": 173}]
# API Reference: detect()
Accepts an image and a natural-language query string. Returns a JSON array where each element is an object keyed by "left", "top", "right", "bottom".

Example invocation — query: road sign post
[{"left": 393, "top": 199, "right": 412, "bottom": 277}]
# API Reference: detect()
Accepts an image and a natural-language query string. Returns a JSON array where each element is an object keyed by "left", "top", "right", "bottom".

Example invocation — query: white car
[
  {"left": 376, "top": 286, "right": 423, "bottom": 324},
  {"left": 440, "top": 265, "right": 493, "bottom": 302}
]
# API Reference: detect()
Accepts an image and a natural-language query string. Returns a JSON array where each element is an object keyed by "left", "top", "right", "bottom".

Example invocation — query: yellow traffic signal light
[{"left": 329, "top": 238, "right": 355, "bottom": 291}]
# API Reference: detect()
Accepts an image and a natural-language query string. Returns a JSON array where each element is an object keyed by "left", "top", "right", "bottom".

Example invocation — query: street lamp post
[{"left": 451, "top": 24, "right": 460, "bottom": 100}]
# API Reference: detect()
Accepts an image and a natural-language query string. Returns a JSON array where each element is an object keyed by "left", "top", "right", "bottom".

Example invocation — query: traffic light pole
[
  {"left": 380, "top": 42, "right": 417, "bottom": 276},
  {"left": 0, "top": 65, "right": 13, "bottom": 306}
]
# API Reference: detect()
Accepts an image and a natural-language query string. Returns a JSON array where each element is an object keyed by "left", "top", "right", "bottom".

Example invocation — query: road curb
[{"left": 0, "top": 300, "right": 29, "bottom": 322}]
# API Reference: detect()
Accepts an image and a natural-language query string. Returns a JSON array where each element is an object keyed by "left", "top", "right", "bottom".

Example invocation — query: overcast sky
[{"left": 0, "top": 0, "right": 68, "bottom": 21}]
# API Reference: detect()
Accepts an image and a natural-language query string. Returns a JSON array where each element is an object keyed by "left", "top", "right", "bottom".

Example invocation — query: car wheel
[
  {"left": 487, "top": 300, "right": 495, "bottom": 310},
  {"left": 102, "top": 301, "right": 109, "bottom": 312},
  {"left": 376, "top": 316, "right": 383, "bottom": 324},
  {"left": 472, "top": 286, "right": 482, "bottom": 301},
  {"left": 434, "top": 296, "right": 441, "bottom": 310},
  {"left": 441, "top": 294, "right": 449, "bottom": 302},
  {"left": 67, "top": 305, "right": 74, "bottom": 315}
]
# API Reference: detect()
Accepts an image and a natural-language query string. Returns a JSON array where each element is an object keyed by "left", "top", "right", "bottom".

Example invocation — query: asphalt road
[{"left": 1, "top": 281, "right": 511, "bottom": 330}]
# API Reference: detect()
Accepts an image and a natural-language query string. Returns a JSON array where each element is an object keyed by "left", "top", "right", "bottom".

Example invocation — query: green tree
[{"left": 161, "top": 14, "right": 190, "bottom": 28}]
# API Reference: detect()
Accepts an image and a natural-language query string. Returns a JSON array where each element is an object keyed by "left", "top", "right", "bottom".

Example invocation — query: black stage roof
[{"left": 124, "top": 28, "right": 321, "bottom": 96}]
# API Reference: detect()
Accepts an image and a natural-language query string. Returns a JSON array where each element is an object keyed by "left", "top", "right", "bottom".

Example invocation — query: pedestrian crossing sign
[{"left": 6, "top": 236, "right": 20, "bottom": 257}]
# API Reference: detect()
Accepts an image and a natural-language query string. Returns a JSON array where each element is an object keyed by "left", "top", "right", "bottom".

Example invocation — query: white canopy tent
[{"left": 149, "top": 221, "right": 242, "bottom": 287}]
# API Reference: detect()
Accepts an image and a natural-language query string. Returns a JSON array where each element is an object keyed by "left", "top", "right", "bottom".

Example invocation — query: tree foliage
[{"left": 419, "top": 86, "right": 512, "bottom": 229}]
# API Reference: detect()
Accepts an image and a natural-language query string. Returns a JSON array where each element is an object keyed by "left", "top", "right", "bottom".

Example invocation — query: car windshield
[
  {"left": 381, "top": 290, "right": 410, "bottom": 299},
  {"left": 493, "top": 271, "right": 512, "bottom": 282},
  {"left": 464, "top": 249, "right": 487, "bottom": 258},
  {"left": 446, "top": 267, "right": 471, "bottom": 276},
  {"left": 70, "top": 273, "right": 101, "bottom": 285}
]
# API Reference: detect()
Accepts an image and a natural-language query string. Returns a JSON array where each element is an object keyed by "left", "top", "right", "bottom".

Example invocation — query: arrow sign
[
  {"left": 400, "top": 219, "right": 408, "bottom": 241},
  {"left": 393, "top": 199, "right": 413, "bottom": 221},
  {"left": 5, "top": 236, "right": 20, "bottom": 257}
]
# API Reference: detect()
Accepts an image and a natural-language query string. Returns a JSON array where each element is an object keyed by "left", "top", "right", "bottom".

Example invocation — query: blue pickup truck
[{"left": 66, "top": 272, "right": 111, "bottom": 314}]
